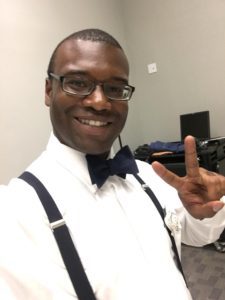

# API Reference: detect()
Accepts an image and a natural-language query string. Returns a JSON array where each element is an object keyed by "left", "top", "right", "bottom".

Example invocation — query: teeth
[{"left": 79, "top": 119, "right": 108, "bottom": 127}]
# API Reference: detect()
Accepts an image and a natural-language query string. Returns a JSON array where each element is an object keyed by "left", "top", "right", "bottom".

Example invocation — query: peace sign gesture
[{"left": 152, "top": 136, "right": 225, "bottom": 219}]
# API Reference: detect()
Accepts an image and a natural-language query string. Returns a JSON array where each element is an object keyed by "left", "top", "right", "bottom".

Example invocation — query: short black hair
[{"left": 47, "top": 28, "right": 123, "bottom": 76}]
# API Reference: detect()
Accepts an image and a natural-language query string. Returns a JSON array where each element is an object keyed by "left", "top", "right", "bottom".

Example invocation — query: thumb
[
  {"left": 201, "top": 201, "right": 225, "bottom": 219},
  {"left": 211, "top": 201, "right": 224, "bottom": 213},
  {"left": 187, "top": 201, "right": 224, "bottom": 219}
]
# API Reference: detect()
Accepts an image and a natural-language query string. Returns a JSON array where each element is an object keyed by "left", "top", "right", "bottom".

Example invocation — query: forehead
[{"left": 53, "top": 39, "right": 129, "bottom": 80}]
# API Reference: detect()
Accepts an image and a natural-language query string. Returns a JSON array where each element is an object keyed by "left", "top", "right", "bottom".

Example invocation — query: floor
[{"left": 181, "top": 244, "right": 225, "bottom": 300}]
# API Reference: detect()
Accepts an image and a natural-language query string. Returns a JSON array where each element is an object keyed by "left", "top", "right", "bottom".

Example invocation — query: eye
[
  {"left": 65, "top": 78, "right": 90, "bottom": 91},
  {"left": 106, "top": 84, "right": 124, "bottom": 95}
]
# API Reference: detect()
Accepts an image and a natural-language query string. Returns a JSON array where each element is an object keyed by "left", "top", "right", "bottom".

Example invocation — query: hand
[{"left": 152, "top": 136, "right": 225, "bottom": 219}]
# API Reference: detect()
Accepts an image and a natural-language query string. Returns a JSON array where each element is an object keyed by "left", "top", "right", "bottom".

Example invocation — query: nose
[{"left": 83, "top": 85, "right": 111, "bottom": 111}]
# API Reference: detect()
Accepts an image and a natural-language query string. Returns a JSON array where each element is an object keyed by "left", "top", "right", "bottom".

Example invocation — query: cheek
[
  {"left": 50, "top": 93, "right": 73, "bottom": 117},
  {"left": 49, "top": 99, "right": 74, "bottom": 146},
  {"left": 49, "top": 97, "right": 69, "bottom": 128},
  {"left": 117, "top": 104, "right": 129, "bottom": 126}
]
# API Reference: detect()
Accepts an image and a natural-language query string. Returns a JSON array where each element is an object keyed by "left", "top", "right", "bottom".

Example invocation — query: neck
[{"left": 86, "top": 151, "right": 110, "bottom": 159}]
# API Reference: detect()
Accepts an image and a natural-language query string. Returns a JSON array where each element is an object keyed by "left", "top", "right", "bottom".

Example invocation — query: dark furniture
[{"left": 149, "top": 138, "right": 225, "bottom": 177}]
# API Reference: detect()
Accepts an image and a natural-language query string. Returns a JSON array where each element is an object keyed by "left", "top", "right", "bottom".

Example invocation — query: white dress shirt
[{"left": 1, "top": 133, "right": 225, "bottom": 299}]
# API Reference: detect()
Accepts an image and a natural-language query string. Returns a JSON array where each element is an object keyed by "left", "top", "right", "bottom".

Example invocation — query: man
[{"left": 1, "top": 28, "right": 225, "bottom": 300}]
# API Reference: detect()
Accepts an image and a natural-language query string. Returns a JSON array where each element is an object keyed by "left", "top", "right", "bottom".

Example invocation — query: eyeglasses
[{"left": 49, "top": 73, "right": 135, "bottom": 101}]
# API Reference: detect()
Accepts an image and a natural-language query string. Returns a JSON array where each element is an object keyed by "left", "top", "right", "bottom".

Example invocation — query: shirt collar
[{"left": 46, "top": 132, "right": 115, "bottom": 192}]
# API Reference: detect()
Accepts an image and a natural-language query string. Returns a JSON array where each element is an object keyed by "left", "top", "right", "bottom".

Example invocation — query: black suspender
[
  {"left": 19, "top": 171, "right": 96, "bottom": 300},
  {"left": 133, "top": 174, "right": 187, "bottom": 285},
  {"left": 19, "top": 170, "right": 187, "bottom": 299}
]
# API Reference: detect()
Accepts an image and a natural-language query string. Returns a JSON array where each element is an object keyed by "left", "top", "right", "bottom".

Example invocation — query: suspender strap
[
  {"left": 19, "top": 171, "right": 96, "bottom": 300},
  {"left": 133, "top": 174, "right": 187, "bottom": 286},
  {"left": 19, "top": 170, "right": 186, "bottom": 293}
]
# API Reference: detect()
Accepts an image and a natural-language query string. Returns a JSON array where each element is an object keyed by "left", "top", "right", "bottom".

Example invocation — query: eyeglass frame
[{"left": 49, "top": 72, "right": 135, "bottom": 101}]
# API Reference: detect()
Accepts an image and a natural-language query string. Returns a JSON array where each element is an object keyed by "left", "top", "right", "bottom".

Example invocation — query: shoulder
[
  {"left": 0, "top": 177, "right": 46, "bottom": 222},
  {"left": 135, "top": 159, "right": 165, "bottom": 186},
  {"left": 0, "top": 177, "right": 37, "bottom": 197}
]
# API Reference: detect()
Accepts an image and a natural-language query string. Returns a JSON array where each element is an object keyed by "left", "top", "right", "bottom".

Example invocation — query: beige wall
[
  {"left": 122, "top": 0, "right": 225, "bottom": 148},
  {"left": 1, "top": 0, "right": 225, "bottom": 183},
  {"left": 0, "top": 0, "right": 126, "bottom": 183}
]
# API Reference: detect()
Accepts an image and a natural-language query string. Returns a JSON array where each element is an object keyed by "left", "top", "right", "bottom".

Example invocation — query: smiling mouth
[{"left": 78, "top": 118, "right": 110, "bottom": 127}]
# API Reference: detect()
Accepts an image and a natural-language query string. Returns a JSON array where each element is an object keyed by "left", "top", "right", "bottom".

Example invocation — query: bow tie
[{"left": 86, "top": 145, "right": 139, "bottom": 188}]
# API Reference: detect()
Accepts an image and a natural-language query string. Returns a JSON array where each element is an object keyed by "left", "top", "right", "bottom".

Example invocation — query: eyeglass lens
[{"left": 63, "top": 77, "right": 132, "bottom": 100}]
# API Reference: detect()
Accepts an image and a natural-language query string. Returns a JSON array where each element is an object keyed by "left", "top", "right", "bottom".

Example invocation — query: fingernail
[{"left": 213, "top": 203, "right": 223, "bottom": 212}]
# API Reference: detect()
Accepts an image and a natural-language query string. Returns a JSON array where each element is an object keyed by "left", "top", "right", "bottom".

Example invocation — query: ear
[{"left": 45, "top": 78, "right": 53, "bottom": 107}]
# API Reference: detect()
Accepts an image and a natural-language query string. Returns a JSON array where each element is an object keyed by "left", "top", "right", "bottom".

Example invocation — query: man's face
[{"left": 45, "top": 39, "right": 130, "bottom": 155}]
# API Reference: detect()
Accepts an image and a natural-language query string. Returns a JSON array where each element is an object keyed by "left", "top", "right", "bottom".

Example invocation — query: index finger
[
  {"left": 184, "top": 135, "right": 200, "bottom": 178},
  {"left": 151, "top": 161, "right": 183, "bottom": 190}
]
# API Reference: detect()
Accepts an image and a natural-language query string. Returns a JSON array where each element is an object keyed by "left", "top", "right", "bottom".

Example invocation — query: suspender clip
[
  {"left": 50, "top": 219, "right": 66, "bottom": 230},
  {"left": 141, "top": 183, "right": 149, "bottom": 191}
]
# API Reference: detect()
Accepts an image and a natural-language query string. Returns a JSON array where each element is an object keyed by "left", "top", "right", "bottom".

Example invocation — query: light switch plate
[{"left": 148, "top": 63, "right": 157, "bottom": 74}]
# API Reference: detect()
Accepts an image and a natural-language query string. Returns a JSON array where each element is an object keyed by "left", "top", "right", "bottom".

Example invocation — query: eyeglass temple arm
[{"left": 118, "top": 135, "right": 123, "bottom": 148}]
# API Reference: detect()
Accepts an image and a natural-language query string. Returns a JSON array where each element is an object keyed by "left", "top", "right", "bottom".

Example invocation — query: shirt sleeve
[
  {"left": 176, "top": 198, "right": 225, "bottom": 246},
  {"left": 136, "top": 160, "right": 225, "bottom": 247}
]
